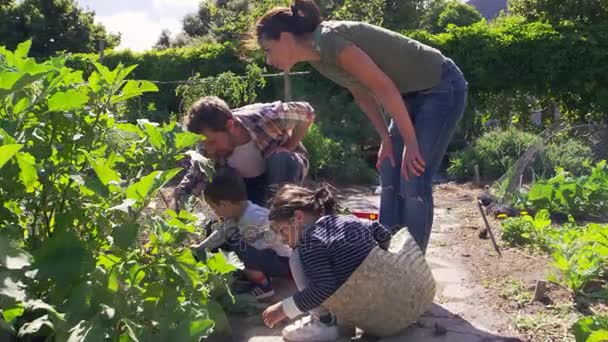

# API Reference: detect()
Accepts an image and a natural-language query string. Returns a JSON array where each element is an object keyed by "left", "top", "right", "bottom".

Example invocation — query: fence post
[
  {"left": 283, "top": 70, "right": 292, "bottom": 101},
  {"left": 99, "top": 39, "right": 105, "bottom": 63}
]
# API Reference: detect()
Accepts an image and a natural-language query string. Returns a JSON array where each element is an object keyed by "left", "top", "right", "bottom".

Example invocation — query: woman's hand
[
  {"left": 376, "top": 138, "right": 396, "bottom": 170},
  {"left": 262, "top": 302, "right": 287, "bottom": 328},
  {"left": 402, "top": 140, "right": 426, "bottom": 180}
]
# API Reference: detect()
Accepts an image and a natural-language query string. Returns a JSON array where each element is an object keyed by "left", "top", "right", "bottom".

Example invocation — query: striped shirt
[
  {"left": 175, "top": 101, "right": 315, "bottom": 197},
  {"left": 291, "top": 215, "right": 392, "bottom": 313}
]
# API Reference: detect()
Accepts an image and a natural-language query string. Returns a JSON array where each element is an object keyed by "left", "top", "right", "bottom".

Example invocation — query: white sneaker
[{"left": 282, "top": 315, "right": 339, "bottom": 342}]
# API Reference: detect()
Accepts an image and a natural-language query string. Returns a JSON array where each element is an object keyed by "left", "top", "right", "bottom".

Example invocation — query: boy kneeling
[{"left": 192, "top": 167, "right": 292, "bottom": 299}]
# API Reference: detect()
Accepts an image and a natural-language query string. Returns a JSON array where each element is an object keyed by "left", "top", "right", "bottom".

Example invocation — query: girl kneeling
[{"left": 262, "top": 184, "right": 391, "bottom": 341}]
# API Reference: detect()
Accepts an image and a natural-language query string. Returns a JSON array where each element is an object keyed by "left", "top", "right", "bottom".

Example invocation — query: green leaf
[
  {"left": 0, "top": 272, "right": 26, "bottom": 302},
  {"left": 13, "top": 97, "right": 30, "bottom": 114},
  {"left": 15, "top": 152, "right": 39, "bottom": 192},
  {"left": 173, "top": 249, "right": 200, "bottom": 287},
  {"left": 33, "top": 231, "right": 94, "bottom": 288},
  {"left": 0, "top": 128, "right": 16, "bottom": 144},
  {"left": 189, "top": 318, "right": 214, "bottom": 338},
  {"left": 0, "top": 237, "right": 33, "bottom": 270},
  {"left": 175, "top": 132, "right": 203, "bottom": 150},
  {"left": 112, "top": 223, "right": 139, "bottom": 250},
  {"left": 0, "top": 144, "right": 23, "bottom": 169},
  {"left": 0, "top": 73, "right": 22, "bottom": 91},
  {"left": 84, "top": 152, "right": 121, "bottom": 187},
  {"left": 48, "top": 89, "right": 89, "bottom": 112},
  {"left": 111, "top": 80, "right": 159, "bottom": 104},
  {"left": 2, "top": 304, "right": 24, "bottom": 323},
  {"left": 533, "top": 209, "right": 552, "bottom": 230},
  {"left": 14, "top": 40, "right": 32, "bottom": 59},
  {"left": 126, "top": 169, "right": 181, "bottom": 203},
  {"left": 588, "top": 330, "right": 608, "bottom": 342},
  {"left": 138, "top": 120, "right": 165, "bottom": 149},
  {"left": 207, "top": 252, "right": 238, "bottom": 275},
  {"left": 108, "top": 268, "right": 119, "bottom": 292}
]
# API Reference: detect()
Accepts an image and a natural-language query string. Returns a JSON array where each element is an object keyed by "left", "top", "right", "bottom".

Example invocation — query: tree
[
  {"left": 154, "top": 29, "right": 172, "bottom": 50},
  {"left": 0, "top": 0, "right": 120, "bottom": 57},
  {"left": 421, "top": 0, "right": 484, "bottom": 33},
  {"left": 508, "top": 0, "right": 608, "bottom": 25}
]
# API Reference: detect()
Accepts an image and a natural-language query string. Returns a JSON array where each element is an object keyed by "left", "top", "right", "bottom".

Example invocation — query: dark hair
[
  {"left": 203, "top": 167, "right": 248, "bottom": 204},
  {"left": 183, "top": 96, "right": 233, "bottom": 133},
  {"left": 268, "top": 183, "right": 339, "bottom": 221},
  {"left": 255, "top": 0, "right": 323, "bottom": 43}
]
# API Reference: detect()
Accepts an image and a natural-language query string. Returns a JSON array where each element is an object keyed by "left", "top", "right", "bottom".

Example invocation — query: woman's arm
[
  {"left": 336, "top": 45, "right": 426, "bottom": 179},
  {"left": 349, "top": 86, "right": 390, "bottom": 142},
  {"left": 349, "top": 87, "right": 396, "bottom": 168}
]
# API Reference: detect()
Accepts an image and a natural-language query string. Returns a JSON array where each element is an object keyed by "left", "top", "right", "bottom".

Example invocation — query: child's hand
[{"left": 262, "top": 302, "right": 287, "bottom": 328}]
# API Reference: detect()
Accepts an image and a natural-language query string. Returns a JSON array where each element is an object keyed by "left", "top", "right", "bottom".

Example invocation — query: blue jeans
[
  {"left": 379, "top": 58, "right": 468, "bottom": 253},
  {"left": 244, "top": 151, "right": 307, "bottom": 206}
]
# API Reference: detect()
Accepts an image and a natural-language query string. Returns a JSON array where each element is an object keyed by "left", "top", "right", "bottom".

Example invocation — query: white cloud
[
  {"left": 152, "top": 0, "right": 201, "bottom": 10},
  {"left": 97, "top": 11, "right": 183, "bottom": 51}
]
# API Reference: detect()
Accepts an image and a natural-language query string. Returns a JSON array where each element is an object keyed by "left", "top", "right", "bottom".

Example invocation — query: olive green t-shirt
[{"left": 310, "top": 20, "right": 446, "bottom": 94}]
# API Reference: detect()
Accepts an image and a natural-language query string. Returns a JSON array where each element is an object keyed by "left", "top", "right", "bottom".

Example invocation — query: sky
[
  {"left": 77, "top": 0, "right": 201, "bottom": 52},
  {"left": 79, "top": 0, "right": 470, "bottom": 52}
]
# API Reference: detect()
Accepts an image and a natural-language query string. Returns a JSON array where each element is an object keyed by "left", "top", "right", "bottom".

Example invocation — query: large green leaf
[
  {"left": 84, "top": 152, "right": 121, "bottom": 187},
  {"left": 15, "top": 152, "right": 39, "bottom": 192},
  {"left": 33, "top": 231, "right": 94, "bottom": 287},
  {"left": 2, "top": 304, "right": 24, "bottom": 323},
  {"left": 175, "top": 132, "right": 203, "bottom": 150},
  {"left": 111, "top": 80, "right": 158, "bottom": 104},
  {"left": 111, "top": 223, "right": 140, "bottom": 250},
  {"left": 206, "top": 252, "right": 238, "bottom": 275},
  {"left": 588, "top": 330, "right": 608, "bottom": 342},
  {"left": 126, "top": 169, "right": 181, "bottom": 203},
  {"left": 14, "top": 40, "right": 32, "bottom": 59},
  {"left": 172, "top": 249, "right": 200, "bottom": 287},
  {"left": 0, "top": 144, "right": 23, "bottom": 169},
  {"left": 138, "top": 120, "right": 165, "bottom": 150},
  {"left": 189, "top": 317, "right": 214, "bottom": 338},
  {"left": 0, "top": 128, "right": 16, "bottom": 144},
  {"left": 0, "top": 237, "right": 33, "bottom": 270},
  {"left": 48, "top": 89, "right": 89, "bottom": 112}
]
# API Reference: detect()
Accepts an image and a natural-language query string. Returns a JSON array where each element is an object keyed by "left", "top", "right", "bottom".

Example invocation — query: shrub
[
  {"left": 448, "top": 128, "right": 538, "bottom": 180},
  {"left": 302, "top": 124, "right": 377, "bottom": 184},
  {"left": 0, "top": 41, "right": 234, "bottom": 341},
  {"left": 448, "top": 128, "right": 594, "bottom": 181}
]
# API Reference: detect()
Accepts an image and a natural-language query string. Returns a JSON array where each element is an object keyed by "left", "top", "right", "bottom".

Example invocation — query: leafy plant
[
  {"left": 548, "top": 222, "right": 608, "bottom": 294},
  {"left": 518, "top": 161, "right": 608, "bottom": 220},
  {"left": 0, "top": 41, "right": 234, "bottom": 341},
  {"left": 572, "top": 315, "right": 608, "bottom": 342},
  {"left": 500, "top": 209, "right": 552, "bottom": 249}
]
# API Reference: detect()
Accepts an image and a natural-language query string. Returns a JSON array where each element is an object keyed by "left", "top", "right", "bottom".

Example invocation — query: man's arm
[
  {"left": 276, "top": 102, "right": 316, "bottom": 151},
  {"left": 172, "top": 143, "right": 211, "bottom": 210}
]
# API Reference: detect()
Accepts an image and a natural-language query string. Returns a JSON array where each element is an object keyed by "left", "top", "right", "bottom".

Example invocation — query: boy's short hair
[
  {"left": 203, "top": 167, "right": 248, "bottom": 204},
  {"left": 183, "top": 96, "right": 233, "bottom": 133}
]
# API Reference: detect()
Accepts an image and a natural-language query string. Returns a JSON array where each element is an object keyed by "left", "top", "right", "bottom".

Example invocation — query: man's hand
[
  {"left": 376, "top": 138, "right": 397, "bottom": 170},
  {"left": 262, "top": 302, "right": 287, "bottom": 328}
]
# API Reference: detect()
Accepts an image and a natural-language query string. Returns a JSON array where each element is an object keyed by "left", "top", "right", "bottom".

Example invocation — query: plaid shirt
[{"left": 175, "top": 101, "right": 315, "bottom": 197}]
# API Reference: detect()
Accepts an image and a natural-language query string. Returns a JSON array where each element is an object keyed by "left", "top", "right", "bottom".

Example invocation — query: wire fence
[{"left": 490, "top": 123, "right": 608, "bottom": 201}]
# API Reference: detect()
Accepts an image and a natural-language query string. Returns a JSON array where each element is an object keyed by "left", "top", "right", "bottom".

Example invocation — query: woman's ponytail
[{"left": 254, "top": 0, "right": 323, "bottom": 43}]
